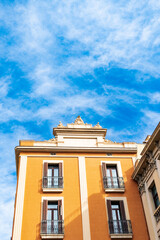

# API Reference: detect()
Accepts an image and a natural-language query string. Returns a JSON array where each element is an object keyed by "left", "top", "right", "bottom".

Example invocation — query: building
[
  {"left": 133, "top": 122, "right": 160, "bottom": 240},
  {"left": 12, "top": 116, "right": 149, "bottom": 240}
]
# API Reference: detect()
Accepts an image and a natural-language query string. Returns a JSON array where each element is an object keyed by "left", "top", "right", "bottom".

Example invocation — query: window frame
[
  {"left": 101, "top": 161, "right": 125, "bottom": 192},
  {"left": 42, "top": 160, "right": 64, "bottom": 192},
  {"left": 105, "top": 197, "right": 132, "bottom": 239},
  {"left": 41, "top": 197, "right": 64, "bottom": 239}
]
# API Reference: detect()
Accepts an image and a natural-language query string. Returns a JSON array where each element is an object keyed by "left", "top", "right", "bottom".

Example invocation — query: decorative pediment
[{"left": 74, "top": 116, "right": 85, "bottom": 125}]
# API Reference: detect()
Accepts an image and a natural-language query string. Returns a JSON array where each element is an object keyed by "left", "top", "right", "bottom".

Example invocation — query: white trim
[
  {"left": 101, "top": 161, "right": 123, "bottom": 177},
  {"left": 145, "top": 182, "right": 159, "bottom": 240},
  {"left": 42, "top": 160, "right": 64, "bottom": 192},
  {"left": 20, "top": 154, "right": 133, "bottom": 158},
  {"left": 41, "top": 234, "right": 64, "bottom": 239},
  {"left": 12, "top": 156, "right": 27, "bottom": 240},
  {"left": 43, "top": 160, "right": 63, "bottom": 163},
  {"left": 105, "top": 196, "right": 130, "bottom": 219},
  {"left": 78, "top": 157, "right": 91, "bottom": 240}
]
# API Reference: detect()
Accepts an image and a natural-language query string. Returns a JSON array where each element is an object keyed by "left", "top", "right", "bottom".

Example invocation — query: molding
[
  {"left": 41, "top": 234, "right": 64, "bottom": 239},
  {"left": 105, "top": 189, "right": 125, "bottom": 193},
  {"left": 145, "top": 182, "right": 159, "bottom": 240},
  {"left": 15, "top": 146, "right": 137, "bottom": 153},
  {"left": 43, "top": 160, "right": 63, "bottom": 163},
  {"left": 101, "top": 160, "right": 123, "bottom": 177},
  {"left": 105, "top": 197, "right": 130, "bottom": 220},
  {"left": 20, "top": 155, "right": 133, "bottom": 158},
  {"left": 42, "top": 188, "right": 63, "bottom": 192},
  {"left": 12, "top": 155, "right": 27, "bottom": 240},
  {"left": 110, "top": 234, "right": 132, "bottom": 239},
  {"left": 78, "top": 157, "right": 91, "bottom": 240}
]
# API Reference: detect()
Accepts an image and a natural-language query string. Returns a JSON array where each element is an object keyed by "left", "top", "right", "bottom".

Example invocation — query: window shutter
[
  {"left": 42, "top": 200, "right": 48, "bottom": 234},
  {"left": 107, "top": 200, "right": 112, "bottom": 220},
  {"left": 102, "top": 163, "right": 106, "bottom": 177},
  {"left": 119, "top": 200, "right": 126, "bottom": 220},
  {"left": 107, "top": 200, "right": 113, "bottom": 234},
  {"left": 43, "top": 163, "right": 48, "bottom": 188},
  {"left": 44, "top": 163, "right": 48, "bottom": 177},
  {"left": 58, "top": 200, "right": 62, "bottom": 234},
  {"left": 119, "top": 200, "right": 128, "bottom": 233},
  {"left": 58, "top": 200, "right": 62, "bottom": 220},
  {"left": 58, "top": 163, "right": 63, "bottom": 188},
  {"left": 42, "top": 200, "right": 48, "bottom": 220},
  {"left": 59, "top": 163, "right": 62, "bottom": 177}
]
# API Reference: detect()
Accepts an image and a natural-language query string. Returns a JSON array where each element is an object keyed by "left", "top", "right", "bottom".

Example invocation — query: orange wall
[
  {"left": 85, "top": 156, "right": 149, "bottom": 240},
  {"left": 20, "top": 153, "right": 149, "bottom": 240},
  {"left": 21, "top": 156, "right": 83, "bottom": 240}
]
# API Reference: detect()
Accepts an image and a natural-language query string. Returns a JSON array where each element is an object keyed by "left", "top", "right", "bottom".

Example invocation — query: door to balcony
[
  {"left": 48, "top": 165, "right": 59, "bottom": 188},
  {"left": 111, "top": 202, "right": 123, "bottom": 234},
  {"left": 106, "top": 165, "right": 119, "bottom": 188},
  {"left": 47, "top": 202, "right": 58, "bottom": 234}
]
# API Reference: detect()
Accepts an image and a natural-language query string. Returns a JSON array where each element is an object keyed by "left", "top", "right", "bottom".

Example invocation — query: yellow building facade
[{"left": 12, "top": 116, "right": 149, "bottom": 240}]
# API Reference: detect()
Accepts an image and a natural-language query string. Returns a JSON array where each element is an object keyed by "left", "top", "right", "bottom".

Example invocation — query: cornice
[{"left": 141, "top": 122, "right": 160, "bottom": 155}]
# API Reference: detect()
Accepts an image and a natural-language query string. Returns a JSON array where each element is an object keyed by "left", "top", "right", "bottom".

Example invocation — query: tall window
[
  {"left": 48, "top": 164, "right": 59, "bottom": 187},
  {"left": 47, "top": 201, "right": 58, "bottom": 233},
  {"left": 102, "top": 162, "right": 124, "bottom": 190},
  {"left": 107, "top": 200, "right": 132, "bottom": 235},
  {"left": 151, "top": 183, "right": 160, "bottom": 209},
  {"left": 106, "top": 165, "right": 118, "bottom": 188},
  {"left": 41, "top": 200, "right": 63, "bottom": 235},
  {"left": 43, "top": 162, "right": 63, "bottom": 189}
]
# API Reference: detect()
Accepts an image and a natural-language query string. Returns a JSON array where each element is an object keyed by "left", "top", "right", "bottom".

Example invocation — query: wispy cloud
[{"left": 0, "top": 1, "right": 160, "bottom": 239}]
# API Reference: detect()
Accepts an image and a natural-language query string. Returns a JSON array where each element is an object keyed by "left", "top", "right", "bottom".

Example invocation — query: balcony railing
[
  {"left": 42, "top": 177, "right": 63, "bottom": 189},
  {"left": 41, "top": 220, "right": 64, "bottom": 235},
  {"left": 108, "top": 220, "right": 132, "bottom": 234},
  {"left": 103, "top": 177, "right": 124, "bottom": 189}
]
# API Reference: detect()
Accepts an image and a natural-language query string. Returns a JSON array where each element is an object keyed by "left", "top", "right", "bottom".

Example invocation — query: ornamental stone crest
[{"left": 74, "top": 116, "right": 84, "bottom": 125}]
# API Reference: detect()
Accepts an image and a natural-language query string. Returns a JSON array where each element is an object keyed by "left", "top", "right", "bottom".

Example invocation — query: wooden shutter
[
  {"left": 42, "top": 200, "right": 48, "bottom": 234},
  {"left": 43, "top": 163, "right": 48, "bottom": 188},
  {"left": 119, "top": 200, "right": 128, "bottom": 233},
  {"left": 107, "top": 200, "right": 113, "bottom": 233},
  {"left": 107, "top": 200, "right": 112, "bottom": 220},
  {"left": 58, "top": 200, "right": 62, "bottom": 220},
  {"left": 59, "top": 163, "right": 62, "bottom": 177},
  {"left": 44, "top": 162, "right": 48, "bottom": 177},
  {"left": 58, "top": 200, "right": 62, "bottom": 233},
  {"left": 102, "top": 163, "right": 106, "bottom": 177},
  {"left": 119, "top": 200, "right": 126, "bottom": 220},
  {"left": 58, "top": 163, "right": 63, "bottom": 188}
]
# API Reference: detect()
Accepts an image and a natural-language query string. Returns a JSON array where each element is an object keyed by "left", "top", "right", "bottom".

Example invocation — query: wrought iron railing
[
  {"left": 41, "top": 220, "right": 64, "bottom": 234},
  {"left": 42, "top": 176, "right": 63, "bottom": 188},
  {"left": 103, "top": 177, "right": 124, "bottom": 189},
  {"left": 108, "top": 220, "right": 132, "bottom": 234}
]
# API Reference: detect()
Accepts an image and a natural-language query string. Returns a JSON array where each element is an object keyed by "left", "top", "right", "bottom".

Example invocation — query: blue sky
[{"left": 0, "top": 0, "right": 160, "bottom": 239}]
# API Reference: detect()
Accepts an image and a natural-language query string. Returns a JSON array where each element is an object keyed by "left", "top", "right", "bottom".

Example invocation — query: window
[
  {"left": 41, "top": 199, "right": 64, "bottom": 238},
  {"left": 102, "top": 162, "right": 125, "bottom": 192},
  {"left": 43, "top": 161, "right": 63, "bottom": 192},
  {"left": 151, "top": 183, "right": 160, "bottom": 209},
  {"left": 106, "top": 199, "right": 132, "bottom": 237}
]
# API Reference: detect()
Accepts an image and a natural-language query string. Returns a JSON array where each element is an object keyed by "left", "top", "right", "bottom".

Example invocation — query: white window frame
[
  {"left": 41, "top": 197, "right": 64, "bottom": 239},
  {"left": 105, "top": 197, "right": 132, "bottom": 239},
  {"left": 101, "top": 161, "right": 125, "bottom": 192},
  {"left": 42, "top": 160, "right": 64, "bottom": 192}
]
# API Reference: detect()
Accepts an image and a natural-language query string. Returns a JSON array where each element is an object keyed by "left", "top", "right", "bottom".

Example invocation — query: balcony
[
  {"left": 108, "top": 220, "right": 132, "bottom": 239},
  {"left": 42, "top": 177, "right": 63, "bottom": 192},
  {"left": 41, "top": 220, "right": 64, "bottom": 239},
  {"left": 103, "top": 177, "right": 125, "bottom": 192}
]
